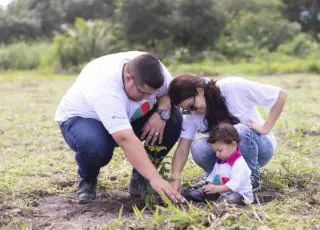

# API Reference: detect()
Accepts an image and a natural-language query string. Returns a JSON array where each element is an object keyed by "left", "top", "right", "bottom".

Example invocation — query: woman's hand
[
  {"left": 247, "top": 89, "right": 287, "bottom": 135},
  {"left": 170, "top": 179, "right": 182, "bottom": 192},
  {"left": 246, "top": 122, "right": 270, "bottom": 135}
]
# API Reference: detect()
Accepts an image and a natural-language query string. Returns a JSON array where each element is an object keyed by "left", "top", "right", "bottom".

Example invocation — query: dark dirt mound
[
  {"left": 1, "top": 190, "right": 147, "bottom": 230},
  {"left": 33, "top": 190, "right": 148, "bottom": 230}
]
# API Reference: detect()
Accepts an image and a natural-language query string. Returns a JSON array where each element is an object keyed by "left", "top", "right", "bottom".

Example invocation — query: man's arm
[
  {"left": 112, "top": 129, "right": 184, "bottom": 203},
  {"left": 141, "top": 59, "right": 173, "bottom": 145},
  {"left": 141, "top": 95, "right": 172, "bottom": 145},
  {"left": 113, "top": 129, "right": 159, "bottom": 180},
  {"left": 157, "top": 95, "right": 171, "bottom": 111}
]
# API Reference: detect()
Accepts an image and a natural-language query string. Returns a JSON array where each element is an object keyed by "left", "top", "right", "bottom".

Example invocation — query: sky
[{"left": 0, "top": 0, "right": 13, "bottom": 8}]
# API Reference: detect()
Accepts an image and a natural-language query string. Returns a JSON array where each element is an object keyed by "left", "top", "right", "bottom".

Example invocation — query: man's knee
[{"left": 76, "top": 132, "right": 115, "bottom": 166}]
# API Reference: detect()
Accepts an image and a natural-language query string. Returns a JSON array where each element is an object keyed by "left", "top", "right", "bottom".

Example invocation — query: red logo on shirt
[
  {"left": 221, "top": 177, "right": 230, "bottom": 184},
  {"left": 131, "top": 102, "right": 152, "bottom": 121}
]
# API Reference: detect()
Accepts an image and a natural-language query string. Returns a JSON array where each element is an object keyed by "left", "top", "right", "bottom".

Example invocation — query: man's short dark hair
[
  {"left": 127, "top": 53, "right": 164, "bottom": 89},
  {"left": 208, "top": 123, "right": 240, "bottom": 145}
]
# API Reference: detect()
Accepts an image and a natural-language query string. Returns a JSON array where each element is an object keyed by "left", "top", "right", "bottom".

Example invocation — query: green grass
[
  {"left": 0, "top": 71, "right": 319, "bottom": 229},
  {"left": 0, "top": 41, "right": 319, "bottom": 76},
  {"left": 169, "top": 55, "right": 320, "bottom": 75}
]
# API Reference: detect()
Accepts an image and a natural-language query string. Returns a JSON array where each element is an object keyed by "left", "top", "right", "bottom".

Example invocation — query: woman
[{"left": 168, "top": 74, "right": 287, "bottom": 192}]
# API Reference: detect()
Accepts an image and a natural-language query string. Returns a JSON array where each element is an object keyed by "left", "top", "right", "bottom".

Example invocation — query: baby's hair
[{"left": 207, "top": 123, "right": 240, "bottom": 145}]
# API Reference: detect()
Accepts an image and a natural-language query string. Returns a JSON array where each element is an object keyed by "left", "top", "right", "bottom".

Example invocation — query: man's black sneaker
[
  {"left": 128, "top": 169, "right": 148, "bottom": 198},
  {"left": 77, "top": 178, "right": 97, "bottom": 204}
]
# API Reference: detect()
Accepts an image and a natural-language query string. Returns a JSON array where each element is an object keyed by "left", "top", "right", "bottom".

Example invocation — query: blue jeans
[
  {"left": 191, "top": 123, "right": 274, "bottom": 181},
  {"left": 59, "top": 106, "right": 182, "bottom": 182}
]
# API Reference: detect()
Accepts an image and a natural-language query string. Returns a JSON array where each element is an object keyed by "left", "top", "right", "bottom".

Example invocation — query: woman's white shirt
[{"left": 180, "top": 77, "right": 280, "bottom": 150}]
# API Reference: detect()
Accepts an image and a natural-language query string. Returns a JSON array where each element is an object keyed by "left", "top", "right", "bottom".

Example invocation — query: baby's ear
[{"left": 231, "top": 141, "right": 237, "bottom": 147}]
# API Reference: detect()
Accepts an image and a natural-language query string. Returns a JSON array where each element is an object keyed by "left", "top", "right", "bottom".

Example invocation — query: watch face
[{"left": 161, "top": 110, "right": 170, "bottom": 120}]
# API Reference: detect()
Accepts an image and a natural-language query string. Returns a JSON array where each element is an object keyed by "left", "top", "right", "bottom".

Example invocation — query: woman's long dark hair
[{"left": 168, "top": 74, "right": 240, "bottom": 132}]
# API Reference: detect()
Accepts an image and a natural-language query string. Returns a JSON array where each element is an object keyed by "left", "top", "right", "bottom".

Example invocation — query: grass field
[{"left": 0, "top": 71, "right": 319, "bottom": 229}]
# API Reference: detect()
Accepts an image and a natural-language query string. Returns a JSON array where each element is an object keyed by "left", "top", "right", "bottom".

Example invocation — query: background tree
[
  {"left": 281, "top": 0, "right": 320, "bottom": 41},
  {"left": 214, "top": 0, "right": 301, "bottom": 58},
  {"left": 63, "top": 0, "right": 116, "bottom": 24},
  {"left": 0, "top": 14, "right": 41, "bottom": 43},
  {"left": 119, "top": 0, "right": 173, "bottom": 55},
  {"left": 7, "top": 0, "right": 64, "bottom": 37},
  {"left": 54, "top": 18, "right": 120, "bottom": 70},
  {"left": 171, "top": 0, "right": 225, "bottom": 54},
  {"left": 0, "top": 0, "right": 117, "bottom": 43}
]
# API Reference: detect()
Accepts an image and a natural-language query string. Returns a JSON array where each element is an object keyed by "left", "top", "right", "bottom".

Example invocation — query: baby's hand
[{"left": 202, "top": 183, "right": 219, "bottom": 194}]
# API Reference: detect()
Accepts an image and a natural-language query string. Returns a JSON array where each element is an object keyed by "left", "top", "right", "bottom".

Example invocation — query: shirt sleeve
[
  {"left": 180, "top": 114, "right": 198, "bottom": 140},
  {"left": 93, "top": 94, "right": 132, "bottom": 134},
  {"left": 225, "top": 160, "right": 251, "bottom": 192},
  {"left": 233, "top": 78, "right": 281, "bottom": 108},
  {"left": 80, "top": 66, "right": 132, "bottom": 134}
]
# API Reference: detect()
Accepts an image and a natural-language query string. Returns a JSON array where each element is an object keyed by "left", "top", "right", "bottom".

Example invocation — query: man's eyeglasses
[{"left": 131, "top": 75, "right": 154, "bottom": 97}]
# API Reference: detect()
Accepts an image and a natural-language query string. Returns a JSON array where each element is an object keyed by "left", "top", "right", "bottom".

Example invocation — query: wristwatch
[{"left": 156, "top": 108, "right": 171, "bottom": 121}]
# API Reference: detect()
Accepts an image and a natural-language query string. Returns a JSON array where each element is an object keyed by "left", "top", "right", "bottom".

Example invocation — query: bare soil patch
[
  {"left": 0, "top": 188, "right": 279, "bottom": 230},
  {"left": 1, "top": 190, "right": 147, "bottom": 230}
]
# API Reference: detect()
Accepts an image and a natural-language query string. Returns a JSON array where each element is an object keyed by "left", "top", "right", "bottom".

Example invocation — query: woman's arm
[
  {"left": 170, "top": 138, "right": 192, "bottom": 191},
  {"left": 248, "top": 89, "right": 287, "bottom": 135}
]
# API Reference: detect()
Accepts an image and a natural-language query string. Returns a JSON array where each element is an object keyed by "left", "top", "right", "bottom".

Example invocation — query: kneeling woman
[{"left": 168, "top": 74, "right": 287, "bottom": 192}]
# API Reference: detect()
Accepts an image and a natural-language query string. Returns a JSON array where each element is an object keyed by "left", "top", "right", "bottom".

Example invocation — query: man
[{"left": 55, "top": 51, "right": 184, "bottom": 204}]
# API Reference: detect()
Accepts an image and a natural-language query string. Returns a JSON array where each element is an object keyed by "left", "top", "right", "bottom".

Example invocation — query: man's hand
[
  {"left": 141, "top": 112, "right": 166, "bottom": 145},
  {"left": 150, "top": 176, "right": 185, "bottom": 203},
  {"left": 246, "top": 122, "right": 269, "bottom": 135},
  {"left": 202, "top": 183, "right": 219, "bottom": 194}
]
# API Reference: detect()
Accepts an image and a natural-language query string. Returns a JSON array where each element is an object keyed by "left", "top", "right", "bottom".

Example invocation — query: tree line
[{"left": 0, "top": 0, "right": 319, "bottom": 70}]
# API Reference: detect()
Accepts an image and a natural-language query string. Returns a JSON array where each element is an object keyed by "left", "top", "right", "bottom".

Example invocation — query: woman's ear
[
  {"left": 124, "top": 72, "right": 133, "bottom": 83},
  {"left": 196, "top": 87, "right": 204, "bottom": 95}
]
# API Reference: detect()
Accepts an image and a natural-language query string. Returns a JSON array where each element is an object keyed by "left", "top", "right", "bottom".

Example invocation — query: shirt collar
[{"left": 216, "top": 148, "right": 241, "bottom": 166}]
